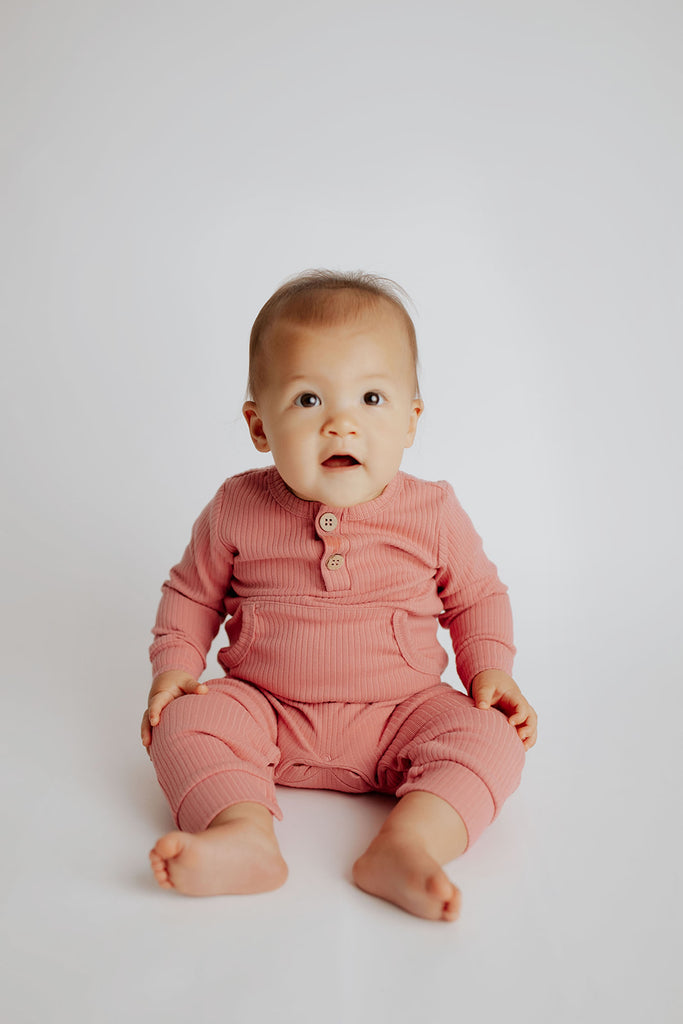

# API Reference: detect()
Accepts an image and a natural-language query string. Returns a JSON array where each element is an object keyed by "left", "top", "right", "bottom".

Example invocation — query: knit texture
[
  {"left": 151, "top": 679, "right": 525, "bottom": 846},
  {"left": 150, "top": 467, "right": 515, "bottom": 702}
]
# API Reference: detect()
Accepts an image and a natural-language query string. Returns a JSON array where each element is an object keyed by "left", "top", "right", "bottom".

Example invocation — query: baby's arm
[
  {"left": 144, "top": 484, "right": 236, "bottom": 753},
  {"left": 471, "top": 669, "right": 537, "bottom": 750},
  {"left": 434, "top": 484, "right": 537, "bottom": 750},
  {"left": 150, "top": 484, "right": 236, "bottom": 678},
  {"left": 140, "top": 670, "right": 209, "bottom": 753}
]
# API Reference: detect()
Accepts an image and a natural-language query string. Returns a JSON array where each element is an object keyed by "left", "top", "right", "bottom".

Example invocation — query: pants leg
[
  {"left": 150, "top": 678, "right": 282, "bottom": 832},
  {"left": 377, "top": 684, "right": 525, "bottom": 849}
]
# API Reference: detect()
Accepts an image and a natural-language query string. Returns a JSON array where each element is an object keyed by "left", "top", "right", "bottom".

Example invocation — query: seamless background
[{"left": 2, "top": 2, "right": 681, "bottom": 1022}]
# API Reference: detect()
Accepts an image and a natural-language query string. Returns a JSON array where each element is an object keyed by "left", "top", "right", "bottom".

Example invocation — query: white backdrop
[{"left": 2, "top": 2, "right": 681, "bottom": 1022}]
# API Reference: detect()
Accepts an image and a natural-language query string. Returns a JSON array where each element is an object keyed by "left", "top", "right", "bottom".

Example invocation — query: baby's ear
[
  {"left": 242, "top": 402, "right": 271, "bottom": 452},
  {"left": 404, "top": 398, "right": 424, "bottom": 448}
]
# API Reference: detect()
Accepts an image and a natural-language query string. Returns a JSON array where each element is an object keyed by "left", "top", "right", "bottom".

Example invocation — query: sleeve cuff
[
  {"left": 457, "top": 639, "right": 515, "bottom": 694},
  {"left": 150, "top": 644, "right": 206, "bottom": 681}
]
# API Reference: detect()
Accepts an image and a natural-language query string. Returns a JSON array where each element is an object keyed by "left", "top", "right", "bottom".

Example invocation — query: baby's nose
[{"left": 323, "top": 409, "right": 358, "bottom": 436}]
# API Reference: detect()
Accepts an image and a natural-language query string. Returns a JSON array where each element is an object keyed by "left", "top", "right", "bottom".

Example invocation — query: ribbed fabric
[
  {"left": 150, "top": 679, "right": 525, "bottom": 847},
  {"left": 149, "top": 467, "right": 524, "bottom": 846},
  {"left": 150, "top": 467, "right": 515, "bottom": 701}
]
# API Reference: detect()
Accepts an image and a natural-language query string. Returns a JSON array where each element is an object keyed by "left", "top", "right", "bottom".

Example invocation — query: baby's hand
[
  {"left": 471, "top": 669, "right": 538, "bottom": 750},
  {"left": 141, "top": 670, "right": 209, "bottom": 755}
]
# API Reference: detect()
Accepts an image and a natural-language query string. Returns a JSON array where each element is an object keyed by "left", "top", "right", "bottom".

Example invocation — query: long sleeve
[
  {"left": 149, "top": 484, "right": 236, "bottom": 679},
  {"left": 435, "top": 484, "right": 515, "bottom": 691}
]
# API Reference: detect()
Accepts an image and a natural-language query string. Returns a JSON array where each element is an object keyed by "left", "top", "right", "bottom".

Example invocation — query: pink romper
[{"left": 149, "top": 468, "right": 525, "bottom": 847}]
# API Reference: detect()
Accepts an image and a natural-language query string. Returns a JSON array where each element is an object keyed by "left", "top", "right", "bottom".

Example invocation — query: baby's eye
[
  {"left": 294, "top": 392, "right": 321, "bottom": 408},
  {"left": 363, "top": 392, "right": 385, "bottom": 406}
]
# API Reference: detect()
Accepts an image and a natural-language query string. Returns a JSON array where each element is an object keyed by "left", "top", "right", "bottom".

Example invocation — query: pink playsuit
[{"left": 149, "top": 467, "right": 525, "bottom": 847}]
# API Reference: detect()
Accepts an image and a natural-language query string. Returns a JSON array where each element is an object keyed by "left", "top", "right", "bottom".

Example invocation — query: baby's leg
[
  {"left": 150, "top": 801, "right": 287, "bottom": 897},
  {"left": 352, "top": 791, "right": 466, "bottom": 921},
  {"left": 149, "top": 680, "right": 287, "bottom": 896},
  {"left": 354, "top": 684, "right": 525, "bottom": 920}
]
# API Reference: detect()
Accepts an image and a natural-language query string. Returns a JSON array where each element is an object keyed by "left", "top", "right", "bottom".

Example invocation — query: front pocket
[
  {"left": 391, "top": 608, "right": 449, "bottom": 675},
  {"left": 217, "top": 601, "right": 446, "bottom": 700},
  {"left": 218, "top": 602, "right": 257, "bottom": 669}
]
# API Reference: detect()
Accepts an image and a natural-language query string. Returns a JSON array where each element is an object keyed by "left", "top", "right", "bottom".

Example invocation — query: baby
[{"left": 141, "top": 270, "right": 537, "bottom": 922}]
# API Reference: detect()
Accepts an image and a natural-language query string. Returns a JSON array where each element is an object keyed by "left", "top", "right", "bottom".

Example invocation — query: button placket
[{"left": 316, "top": 507, "right": 351, "bottom": 591}]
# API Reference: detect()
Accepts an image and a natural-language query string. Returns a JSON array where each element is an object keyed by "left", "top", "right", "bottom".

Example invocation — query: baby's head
[
  {"left": 243, "top": 270, "right": 424, "bottom": 508},
  {"left": 246, "top": 270, "right": 420, "bottom": 401}
]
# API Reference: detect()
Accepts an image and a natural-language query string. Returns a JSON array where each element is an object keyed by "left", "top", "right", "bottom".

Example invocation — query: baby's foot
[
  {"left": 352, "top": 834, "right": 461, "bottom": 921},
  {"left": 149, "top": 818, "right": 288, "bottom": 897}
]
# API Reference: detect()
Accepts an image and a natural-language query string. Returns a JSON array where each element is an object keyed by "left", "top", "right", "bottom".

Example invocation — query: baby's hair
[{"left": 247, "top": 269, "right": 419, "bottom": 399}]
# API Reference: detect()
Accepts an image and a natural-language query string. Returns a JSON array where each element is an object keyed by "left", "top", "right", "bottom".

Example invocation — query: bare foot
[
  {"left": 149, "top": 811, "right": 288, "bottom": 897},
  {"left": 352, "top": 834, "right": 462, "bottom": 921}
]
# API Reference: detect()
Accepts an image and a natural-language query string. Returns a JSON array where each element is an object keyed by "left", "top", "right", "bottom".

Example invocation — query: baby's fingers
[
  {"left": 518, "top": 725, "right": 537, "bottom": 750},
  {"left": 148, "top": 681, "right": 209, "bottom": 724},
  {"left": 185, "top": 681, "right": 209, "bottom": 696},
  {"left": 509, "top": 707, "right": 538, "bottom": 750},
  {"left": 141, "top": 710, "right": 153, "bottom": 752},
  {"left": 147, "top": 690, "right": 175, "bottom": 727}
]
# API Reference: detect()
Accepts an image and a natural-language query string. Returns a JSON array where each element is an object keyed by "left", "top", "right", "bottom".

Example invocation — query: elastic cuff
[
  {"left": 396, "top": 763, "right": 496, "bottom": 850},
  {"left": 176, "top": 770, "right": 282, "bottom": 832},
  {"left": 150, "top": 645, "right": 206, "bottom": 681},
  {"left": 457, "top": 640, "right": 515, "bottom": 694}
]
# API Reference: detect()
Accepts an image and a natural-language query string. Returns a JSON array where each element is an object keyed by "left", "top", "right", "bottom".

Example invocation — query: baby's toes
[
  {"left": 149, "top": 848, "right": 173, "bottom": 888},
  {"left": 426, "top": 871, "right": 461, "bottom": 921}
]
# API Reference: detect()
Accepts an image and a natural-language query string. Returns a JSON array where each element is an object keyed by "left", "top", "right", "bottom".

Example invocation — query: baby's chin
[{"left": 284, "top": 472, "right": 389, "bottom": 507}]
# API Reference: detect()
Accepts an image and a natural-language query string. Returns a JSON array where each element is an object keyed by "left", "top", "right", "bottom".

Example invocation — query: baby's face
[{"left": 243, "top": 306, "right": 423, "bottom": 507}]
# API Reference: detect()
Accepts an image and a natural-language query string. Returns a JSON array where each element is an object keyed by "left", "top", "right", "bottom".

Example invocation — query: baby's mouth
[{"left": 322, "top": 455, "right": 361, "bottom": 468}]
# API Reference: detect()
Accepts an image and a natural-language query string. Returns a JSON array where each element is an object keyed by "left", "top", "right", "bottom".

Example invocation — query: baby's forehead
[
  {"left": 269, "top": 316, "right": 414, "bottom": 376},
  {"left": 250, "top": 288, "right": 419, "bottom": 398},
  {"left": 265, "top": 299, "right": 411, "bottom": 350}
]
